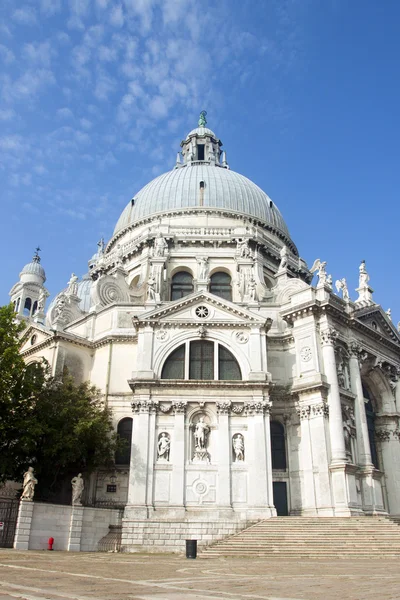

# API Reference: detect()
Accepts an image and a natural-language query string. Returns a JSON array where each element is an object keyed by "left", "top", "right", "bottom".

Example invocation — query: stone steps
[{"left": 200, "top": 517, "right": 400, "bottom": 558}]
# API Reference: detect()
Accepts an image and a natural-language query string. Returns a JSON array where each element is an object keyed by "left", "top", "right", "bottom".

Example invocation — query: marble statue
[
  {"left": 310, "top": 259, "right": 327, "bottom": 286},
  {"left": 359, "top": 260, "right": 370, "bottom": 287},
  {"left": 67, "top": 273, "right": 78, "bottom": 296},
  {"left": 157, "top": 433, "right": 171, "bottom": 461},
  {"left": 54, "top": 294, "right": 67, "bottom": 318},
  {"left": 335, "top": 278, "right": 350, "bottom": 301},
  {"left": 21, "top": 467, "right": 38, "bottom": 501},
  {"left": 278, "top": 246, "right": 288, "bottom": 271},
  {"left": 247, "top": 277, "right": 257, "bottom": 301},
  {"left": 237, "top": 239, "right": 252, "bottom": 259},
  {"left": 37, "top": 288, "right": 49, "bottom": 312},
  {"left": 386, "top": 308, "right": 392, "bottom": 321},
  {"left": 198, "top": 110, "right": 207, "bottom": 127},
  {"left": 197, "top": 257, "right": 208, "bottom": 280},
  {"left": 233, "top": 434, "right": 244, "bottom": 462},
  {"left": 154, "top": 233, "right": 168, "bottom": 257},
  {"left": 147, "top": 274, "right": 156, "bottom": 301},
  {"left": 71, "top": 473, "right": 84, "bottom": 505},
  {"left": 194, "top": 417, "right": 209, "bottom": 450}
]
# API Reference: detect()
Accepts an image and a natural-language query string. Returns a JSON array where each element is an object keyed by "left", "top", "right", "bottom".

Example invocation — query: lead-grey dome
[{"left": 113, "top": 164, "right": 290, "bottom": 239}]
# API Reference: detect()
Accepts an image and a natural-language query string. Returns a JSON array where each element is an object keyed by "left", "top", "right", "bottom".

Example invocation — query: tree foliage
[{"left": 0, "top": 304, "right": 121, "bottom": 500}]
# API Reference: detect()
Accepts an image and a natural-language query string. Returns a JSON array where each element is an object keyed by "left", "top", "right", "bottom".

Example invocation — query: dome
[
  {"left": 186, "top": 126, "right": 217, "bottom": 138},
  {"left": 113, "top": 164, "right": 290, "bottom": 240},
  {"left": 20, "top": 251, "right": 46, "bottom": 283}
]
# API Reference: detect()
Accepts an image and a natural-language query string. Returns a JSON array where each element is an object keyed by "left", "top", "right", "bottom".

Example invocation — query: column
[
  {"left": 216, "top": 402, "right": 232, "bottom": 512},
  {"left": 320, "top": 327, "right": 350, "bottom": 515},
  {"left": 376, "top": 420, "right": 400, "bottom": 514},
  {"left": 320, "top": 328, "right": 347, "bottom": 464},
  {"left": 67, "top": 505, "right": 83, "bottom": 551},
  {"left": 349, "top": 343, "right": 373, "bottom": 467},
  {"left": 296, "top": 403, "right": 316, "bottom": 514},
  {"left": 13, "top": 500, "right": 34, "bottom": 550},
  {"left": 246, "top": 397, "right": 274, "bottom": 518},
  {"left": 170, "top": 401, "right": 186, "bottom": 514},
  {"left": 126, "top": 398, "right": 152, "bottom": 519}
]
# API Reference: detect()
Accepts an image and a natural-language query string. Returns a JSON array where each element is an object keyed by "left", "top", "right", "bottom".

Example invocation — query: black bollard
[{"left": 185, "top": 539, "right": 197, "bottom": 559}]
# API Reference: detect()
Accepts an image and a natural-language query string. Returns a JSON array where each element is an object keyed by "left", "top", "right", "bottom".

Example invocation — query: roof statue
[
  {"left": 198, "top": 110, "right": 207, "bottom": 127},
  {"left": 33, "top": 247, "right": 41, "bottom": 262}
]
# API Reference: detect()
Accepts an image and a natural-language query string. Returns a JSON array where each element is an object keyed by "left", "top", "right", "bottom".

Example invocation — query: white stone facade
[{"left": 12, "top": 117, "right": 400, "bottom": 551}]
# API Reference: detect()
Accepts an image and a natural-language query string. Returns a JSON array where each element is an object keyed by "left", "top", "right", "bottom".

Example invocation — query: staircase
[{"left": 200, "top": 517, "right": 400, "bottom": 558}]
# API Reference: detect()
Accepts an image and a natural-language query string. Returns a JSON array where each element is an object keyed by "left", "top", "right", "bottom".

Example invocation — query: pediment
[
  {"left": 139, "top": 292, "right": 266, "bottom": 326},
  {"left": 20, "top": 324, "right": 53, "bottom": 353},
  {"left": 354, "top": 305, "right": 400, "bottom": 344}
]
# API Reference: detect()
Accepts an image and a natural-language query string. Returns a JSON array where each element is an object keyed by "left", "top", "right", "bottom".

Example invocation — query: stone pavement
[{"left": 0, "top": 549, "right": 399, "bottom": 600}]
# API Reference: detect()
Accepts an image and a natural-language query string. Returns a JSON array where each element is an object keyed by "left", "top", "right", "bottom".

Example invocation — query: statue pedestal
[{"left": 14, "top": 500, "right": 34, "bottom": 550}]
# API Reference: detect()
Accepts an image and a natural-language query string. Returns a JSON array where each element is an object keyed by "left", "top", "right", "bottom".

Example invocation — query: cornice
[{"left": 128, "top": 378, "right": 271, "bottom": 392}]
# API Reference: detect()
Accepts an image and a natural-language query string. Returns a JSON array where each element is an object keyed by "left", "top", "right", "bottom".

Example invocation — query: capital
[
  {"left": 216, "top": 401, "right": 231, "bottom": 415},
  {"left": 320, "top": 327, "right": 338, "bottom": 347}
]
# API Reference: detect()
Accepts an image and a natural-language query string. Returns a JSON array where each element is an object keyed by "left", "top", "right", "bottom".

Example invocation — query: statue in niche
[
  {"left": 157, "top": 432, "right": 171, "bottom": 462},
  {"left": 232, "top": 434, "right": 245, "bottom": 462},
  {"left": 66, "top": 273, "right": 79, "bottom": 296},
  {"left": 21, "top": 467, "right": 38, "bottom": 501},
  {"left": 147, "top": 273, "right": 156, "bottom": 301},
  {"left": 71, "top": 473, "right": 84, "bottom": 506},
  {"left": 237, "top": 239, "right": 251, "bottom": 258},
  {"left": 197, "top": 256, "right": 208, "bottom": 280},
  {"left": 246, "top": 277, "right": 257, "bottom": 301},
  {"left": 193, "top": 416, "right": 211, "bottom": 463},
  {"left": 342, "top": 407, "right": 356, "bottom": 461},
  {"left": 153, "top": 233, "right": 168, "bottom": 257}
]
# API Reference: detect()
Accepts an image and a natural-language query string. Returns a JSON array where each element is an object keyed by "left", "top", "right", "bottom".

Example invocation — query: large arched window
[
  {"left": 270, "top": 421, "right": 287, "bottom": 470},
  {"left": 209, "top": 272, "right": 232, "bottom": 301},
  {"left": 161, "top": 341, "right": 242, "bottom": 381},
  {"left": 363, "top": 384, "right": 379, "bottom": 469},
  {"left": 23, "top": 297, "right": 32, "bottom": 317},
  {"left": 171, "top": 272, "right": 194, "bottom": 300},
  {"left": 115, "top": 418, "right": 133, "bottom": 465}
]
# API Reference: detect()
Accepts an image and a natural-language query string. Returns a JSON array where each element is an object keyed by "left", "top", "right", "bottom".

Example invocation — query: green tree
[{"left": 0, "top": 304, "right": 122, "bottom": 500}]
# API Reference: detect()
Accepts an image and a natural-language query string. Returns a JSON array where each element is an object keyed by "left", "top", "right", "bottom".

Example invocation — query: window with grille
[
  {"left": 219, "top": 345, "right": 241, "bottom": 380},
  {"left": 115, "top": 418, "right": 133, "bottom": 465},
  {"left": 171, "top": 272, "right": 194, "bottom": 300},
  {"left": 161, "top": 344, "right": 186, "bottom": 379},
  {"left": 161, "top": 341, "right": 241, "bottom": 381},
  {"left": 271, "top": 421, "right": 287, "bottom": 470},
  {"left": 209, "top": 272, "right": 232, "bottom": 301},
  {"left": 189, "top": 340, "right": 214, "bottom": 380}
]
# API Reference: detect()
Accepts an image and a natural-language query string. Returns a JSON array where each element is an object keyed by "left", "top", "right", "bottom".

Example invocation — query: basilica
[{"left": 10, "top": 114, "right": 400, "bottom": 551}]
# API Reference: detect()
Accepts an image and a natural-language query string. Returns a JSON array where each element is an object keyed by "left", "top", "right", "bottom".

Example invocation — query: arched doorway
[{"left": 271, "top": 421, "right": 288, "bottom": 515}]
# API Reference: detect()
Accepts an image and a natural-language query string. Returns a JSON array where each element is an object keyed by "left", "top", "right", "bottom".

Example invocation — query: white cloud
[
  {"left": 110, "top": 4, "right": 124, "bottom": 27},
  {"left": 94, "top": 71, "right": 116, "bottom": 100},
  {"left": 80, "top": 118, "right": 92, "bottom": 130},
  {"left": 69, "top": 0, "right": 90, "bottom": 18},
  {"left": 11, "top": 173, "right": 32, "bottom": 186},
  {"left": 0, "top": 135, "right": 27, "bottom": 152},
  {"left": 57, "top": 107, "right": 74, "bottom": 119},
  {"left": 56, "top": 32, "right": 71, "bottom": 45},
  {"left": 149, "top": 96, "right": 169, "bottom": 119},
  {"left": 98, "top": 46, "right": 118, "bottom": 62},
  {"left": 41, "top": 0, "right": 62, "bottom": 15},
  {"left": 1, "top": 70, "right": 55, "bottom": 103},
  {"left": 22, "top": 41, "right": 56, "bottom": 67},
  {"left": 96, "top": 0, "right": 110, "bottom": 8},
  {"left": 0, "top": 108, "right": 15, "bottom": 121},
  {"left": 12, "top": 7, "right": 37, "bottom": 25},
  {"left": 34, "top": 164, "right": 48, "bottom": 175},
  {"left": 0, "top": 24, "right": 12, "bottom": 39},
  {"left": 0, "top": 45, "right": 15, "bottom": 65}
]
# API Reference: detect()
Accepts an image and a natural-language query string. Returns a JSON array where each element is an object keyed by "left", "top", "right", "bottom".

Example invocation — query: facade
[{"left": 10, "top": 115, "right": 400, "bottom": 550}]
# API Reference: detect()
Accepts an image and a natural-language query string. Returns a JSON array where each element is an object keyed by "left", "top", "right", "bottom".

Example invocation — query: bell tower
[{"left": 9, "top": 248, "right": 49, "bottom": 322}]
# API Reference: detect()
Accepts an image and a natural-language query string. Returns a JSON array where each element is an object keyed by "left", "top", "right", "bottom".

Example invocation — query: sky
[{"left": 1, "top": 0, "right": 400, "bottom": 321}]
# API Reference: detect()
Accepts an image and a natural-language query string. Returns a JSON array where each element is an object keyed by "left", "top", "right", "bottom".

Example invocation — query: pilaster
[
  {"left": 375, "top": 417, "right": 400, "bottom": 514},
  {"left": 216, "top": 402, "right": 232, "bottom": 509},
  {"left": 169, "top": 401, "right": 187, "bottom": 514},
  {"left": 13, "top": 500, "right": 34, "bottom": 550},
  {"left": 67, "top": 505, "right": 83, "bottom": 551}
]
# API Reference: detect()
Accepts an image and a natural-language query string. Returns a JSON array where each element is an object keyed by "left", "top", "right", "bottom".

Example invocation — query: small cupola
[{"left": 179, "top": 111, "right": 227, "bottom": 168}]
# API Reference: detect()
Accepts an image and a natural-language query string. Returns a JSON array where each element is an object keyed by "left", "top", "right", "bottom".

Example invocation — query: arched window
[
  {"left": 16, "top": 298, "right": 20, "bottom": 312},
  {"left": 161, "top": 344, "right": 186, "bottom": 379},
  {"left": 189, "top": 340, "right": 214, "bottom": 380},
  {"left": 219, "top": 345, "right": 241, "bottom": 380},
  {"left": 161, "top": 341, "right": 242, "bottom": 381},
  {"left": 23, "top": 297, "right": 32, "bottom": 317},
  {"left": 32, "top": 301, "right": 38, "bottom": 315},
  {"left": 171, "top": 272, "right": 194, "bottom": 300},
  {"left": 210, "top": 272, "right": 232, "bottom": 301},
  {"left": 271, "top": 421, "right": 287, "bottom": 470},
  {"left": 363, "top": 384, "right": 379, "bottom": 469},
  {"left": 115, "top": 418, "right": 133, "bottom": 465}
]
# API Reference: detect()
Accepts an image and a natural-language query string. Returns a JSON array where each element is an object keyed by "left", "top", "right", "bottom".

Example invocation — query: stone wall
[
  {"left": 121, "top": 518, "right": 253, "bottom": 553},
  {"left": 14, "top": 501, "right": 122, "bottom": 552}
]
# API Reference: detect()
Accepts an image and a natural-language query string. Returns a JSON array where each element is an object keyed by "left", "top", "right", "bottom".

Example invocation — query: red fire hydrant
[{"left": 48, "top": 537, "right": 54, "bottom": 551}]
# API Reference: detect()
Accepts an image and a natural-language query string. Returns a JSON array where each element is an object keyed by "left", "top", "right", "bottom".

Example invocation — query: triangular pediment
[
  {"left": 140, "top": 292, "right": 266, "bottom": 325},
  {"left": 20, "top": 324, "right": 53, "bottom": 353},
  {"left": 354, "top": 305, "right": 400, "bottom": 344}
]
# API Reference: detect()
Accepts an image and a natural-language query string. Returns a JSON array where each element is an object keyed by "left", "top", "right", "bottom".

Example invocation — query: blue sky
[{"left": 1, "top": 0, "right": 399, "bottom": 321}]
